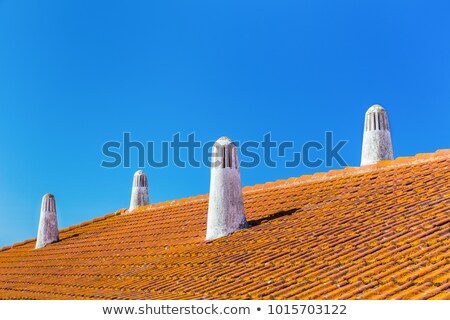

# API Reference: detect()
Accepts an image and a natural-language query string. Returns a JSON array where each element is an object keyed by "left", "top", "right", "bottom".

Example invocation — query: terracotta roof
[{"left": 0, "top": 150, "right": 449, "bottom": 300}]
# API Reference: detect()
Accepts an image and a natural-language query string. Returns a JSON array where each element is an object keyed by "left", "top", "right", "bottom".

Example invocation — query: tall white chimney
[
  {"left": 36, "top": 193, "right": 59, "bottom": 249},
  {"left": 206, "top": 136, "right": 247, "bottom": 240},
  {"left": 129, "top": 170, "right": 149, "bottom": 211},
  {"left": 361, "top": 104, "right": 394, "bottom": 166}
]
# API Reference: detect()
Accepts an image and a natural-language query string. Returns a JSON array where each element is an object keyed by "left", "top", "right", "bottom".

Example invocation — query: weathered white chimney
[
  {"left": 129, "top": 170, "right": 149, "bottom": 211},
  {"left": 361, "top": 104, "right": 394, "bottom": 166},
  {"left": 206, "top": 136, "right": 247, "bottom": 240},
  {"left": 36, "top": 193, "right": 59, "bottom": 249}
]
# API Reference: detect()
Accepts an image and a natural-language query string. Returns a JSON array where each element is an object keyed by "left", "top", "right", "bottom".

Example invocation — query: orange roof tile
[{"left": 0, "top": 150, "right": 449, "bottom": 300}]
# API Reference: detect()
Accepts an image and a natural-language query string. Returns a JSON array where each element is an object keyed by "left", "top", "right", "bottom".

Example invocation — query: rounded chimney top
[
  {"left": 366, "top": 104, "right": 385, "bottom": 113},
  {"left": 212, "top": 136, "right": 238, "bottom": 169},
  {"left": 41, "top": 193, "right": 56, "bottom": 212},
  {"left": 132, "top": 170, "right": 148, "bottom": 188},
  {"left": 364, "top": 104, "right": 390, "bottom": 132},
  {"left": 215, "top": 136, "right": 234, "bottom": 146}
]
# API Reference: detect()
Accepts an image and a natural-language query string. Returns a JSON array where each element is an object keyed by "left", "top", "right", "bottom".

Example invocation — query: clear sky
[{"left": 0, "top": 1, "right": 449, "bottom": 247}]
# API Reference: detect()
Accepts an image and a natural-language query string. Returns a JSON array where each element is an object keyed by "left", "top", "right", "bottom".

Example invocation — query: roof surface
[{"left": 0, "top": 150, "right": 449, "bottom": 300}]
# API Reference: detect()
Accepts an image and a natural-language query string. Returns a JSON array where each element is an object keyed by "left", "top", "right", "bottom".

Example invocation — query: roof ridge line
[
  {"left": 59, "top": 208, "right": 127, "bottom": 234},
  {"left": 242, "top": 148, "right": 450, "bottom": 193}
]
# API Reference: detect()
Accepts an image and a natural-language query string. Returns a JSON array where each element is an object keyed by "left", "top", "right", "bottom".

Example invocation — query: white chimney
[
  {"left": 361, "top": 104, "right": 394, "bottom": 166},
  {"left": 206, "top": 136, "right": 247, "bottom": 240},
  {"left": 129, "top": 170, "right": 149, "bottom": 211},
  {"left": 36, "top": 193, "right": 59, "bottom": 249}
]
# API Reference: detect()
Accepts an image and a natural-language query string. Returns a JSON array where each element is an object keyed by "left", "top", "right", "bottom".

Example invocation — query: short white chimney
[
  {"left": 361, "top": 104, "right": 394, "bottom": 166},
  {"left": 129, "top": 170, "right": 149, "bottom": 211},
  {"left": 36, "top": 193, "right": 59, "bottom": 249},
  {"left": 206, "top": 136, "right": 247, "bottom": 240}
]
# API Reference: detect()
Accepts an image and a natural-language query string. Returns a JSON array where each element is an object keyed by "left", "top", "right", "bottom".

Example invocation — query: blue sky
[{"left": 0, "top": 1, "right": 449, "bottom": 247}]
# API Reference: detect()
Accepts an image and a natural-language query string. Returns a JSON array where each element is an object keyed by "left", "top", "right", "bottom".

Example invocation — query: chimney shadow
[
  {"left": 247, "top": 208, "right": 299, "bottom": 227},
  {"left": 60, "top": 233, "right": 80, "bottom": 241}
]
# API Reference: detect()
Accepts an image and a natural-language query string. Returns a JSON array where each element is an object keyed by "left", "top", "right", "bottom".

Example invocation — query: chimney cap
[
  {"left": 134, "top": 170, "right": 145, "bottom": 176},
  {"left": 367, "top": 104, "right": 385, "bottom": 113},
  {"left": 214, "top": 136, "right": 235, "bottom": 146}
]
